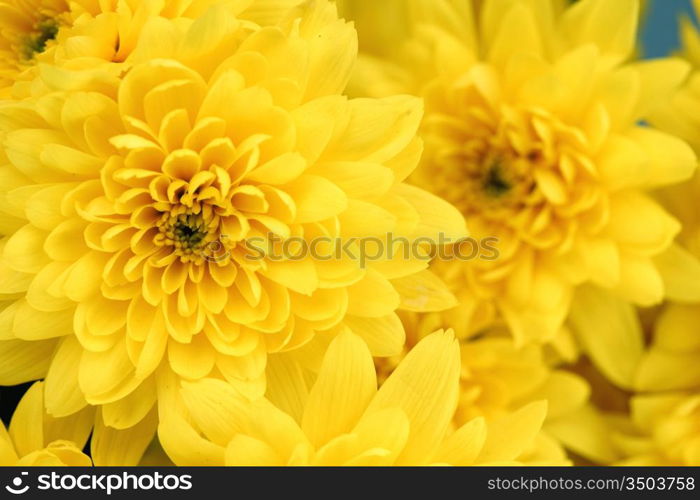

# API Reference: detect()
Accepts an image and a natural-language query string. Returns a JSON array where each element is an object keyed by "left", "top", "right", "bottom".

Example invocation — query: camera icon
[{"left": 5, "top": 472, "right": 29, "bottom": 495}]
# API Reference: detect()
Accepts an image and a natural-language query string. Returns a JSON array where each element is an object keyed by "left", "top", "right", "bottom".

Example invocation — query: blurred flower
[
  {"left": 616, "top": 301, "right": 700, "bottom": 466},
  {"left": 0, "top": 0, "right": 466, "bottom": 464},
  {"left": 159, "top": 329, "right": 553, "bottom": 465},
  {"left": 0, "top": 0, "right": 311, "bottom": 97},
  {"left": 615, "top": 393, "right": 700, "bottom": 466},
  {"left": 340, "top": 0, "right": 698, "bottom": 344},
  {"left": 545, "top": 278, "right": 700, "bottom": 465},
  {"left": 557, "top": 304, "right": 700, "bottom": 466},
  {"left": 0, "top": 0, "right": 69, "bottom": 97},
  {"left": 579, "top": 0, "right": 700, "bottom": 465},
  {"left": 0, "top": 382, "right": 92, "bottom": 466}
]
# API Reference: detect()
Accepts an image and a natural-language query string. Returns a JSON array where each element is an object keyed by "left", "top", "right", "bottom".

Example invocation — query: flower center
[
  {"left": 430, "top": 137, "right": 537, "bottom": 220},
  {"left": 422, "top": 97, "right": 604, "bottom": 252},
  {"left": 21, "top": 17, "right": 59, "bottom": 61},
  {"left": 481, "top": 158, "right": 512, "bottom": 198},
  {"left": 154, "top": 210, "right": 221, "bottom": 264}
]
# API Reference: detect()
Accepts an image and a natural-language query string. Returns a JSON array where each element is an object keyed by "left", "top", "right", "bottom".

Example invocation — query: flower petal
[
  {"left": 364, "top": 330, "right": 460, "bottom": 465},
  {"left": 301, "top": 331, "right": 376, "bottom": 447}
]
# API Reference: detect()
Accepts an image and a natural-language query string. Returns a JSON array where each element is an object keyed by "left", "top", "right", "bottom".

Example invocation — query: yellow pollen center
[{"left": 154, "top": 210, "right": 222, "bottom": 264}]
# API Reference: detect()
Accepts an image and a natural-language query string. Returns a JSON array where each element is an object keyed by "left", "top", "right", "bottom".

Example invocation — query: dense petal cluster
[
  {"left": 341, "top": 0, "right": 698, "bottom": 343},
  {"left": 0, "top": 0, "right": 283, "bottom": 97},
  {"left": 0, "top": 0, "right": 698, "bottom": 468},
  {"left": 0, "top": 0, "right": 69, "bottom": 96},
  {"left": 160, "top": 330, "right": 551, "bottom": 466},
  {"left": 0, "top": 0, "right": 467, "bottom": 465}
]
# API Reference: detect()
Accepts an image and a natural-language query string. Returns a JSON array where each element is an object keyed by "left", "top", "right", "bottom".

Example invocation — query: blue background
[{"left": 642, "top": 0, "right": 698, "bottom": 58}]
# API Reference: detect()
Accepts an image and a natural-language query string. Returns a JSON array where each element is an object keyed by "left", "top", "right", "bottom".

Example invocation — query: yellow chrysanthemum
[
  {"left": 339, "top": 0, "right": 698, "bottom": 344},
  {"left": 159, "top": 329, "right": 552, "bottom": 466},
  {"left": 0, "top": 0, "right": 467, "bottom": 465},
  {"left": 0, "top": 0, "right": 135, "bottom": 97},
  {"left": 0, "top": 0, "right": 70, "bottom": 96},
  {"left": 0, "top": 0, "right": 307, "bottom": 98},
  {"left": 1, "top": 381, "right": 92, "bottom": 466}
]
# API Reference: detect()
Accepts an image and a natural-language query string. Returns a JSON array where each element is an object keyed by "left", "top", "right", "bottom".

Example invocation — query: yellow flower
[
  {"left": 0, "top": 0, "right": 130, "bottom": 97},
  {"left": 0, "top": 382, "right": 92, "bottom": 466},
  {"left": 0, "top": 0, "right": 303, "bottom": 97},
  {"left": 0, "top": 0, "right": 70, "bottom": 97},
  {"left": 0, "top": 0, "right": 466, "bottom": 464},
  {"left": 340, "top": 0, "right": 698, "bottom": 344},
  {"left": 159, "top": 329, "right": 551, "bottom": 465}
]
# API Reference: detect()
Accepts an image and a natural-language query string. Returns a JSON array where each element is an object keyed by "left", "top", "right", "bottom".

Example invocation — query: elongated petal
[
  {"left": 9, "top": 382, "right": 44, "bottom": 457},
  {"left": 158, "top": 413, "right": 225, "bottom": 466},
  {"left": 0, "top": 339, "right": 56, "bottom": 385},
  {"left": 365, "top": 330, "right": 460, "bottom": 465},
  {"left": 392, "top": 270, "right": 457, "bottom": 312},
  {"left": 344, "top": 313, "right": 405, "bottom": 357},
  {"left": 91, "top": 409, "right": 157, "bottom": 466},
  {"left": 433, "top": 417, "right": 487, "bottom": 466},
  {"left": 654, "top": 243, "right": 700, "bottom": 303},
  {"left": 180, "top": 378, "right": 251, "bottom": 446},
  {"left": 569, "top": 285, "right": 644, "bottom": 389},
  {"left": 301, "top": 331, "right": 376, "bottom": 447},
  {"left": 44, "top": 336, "right": 88, "bottom": 417},
  {"left": 477, "top": 401, "right": 547, "bottom": 463}
]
